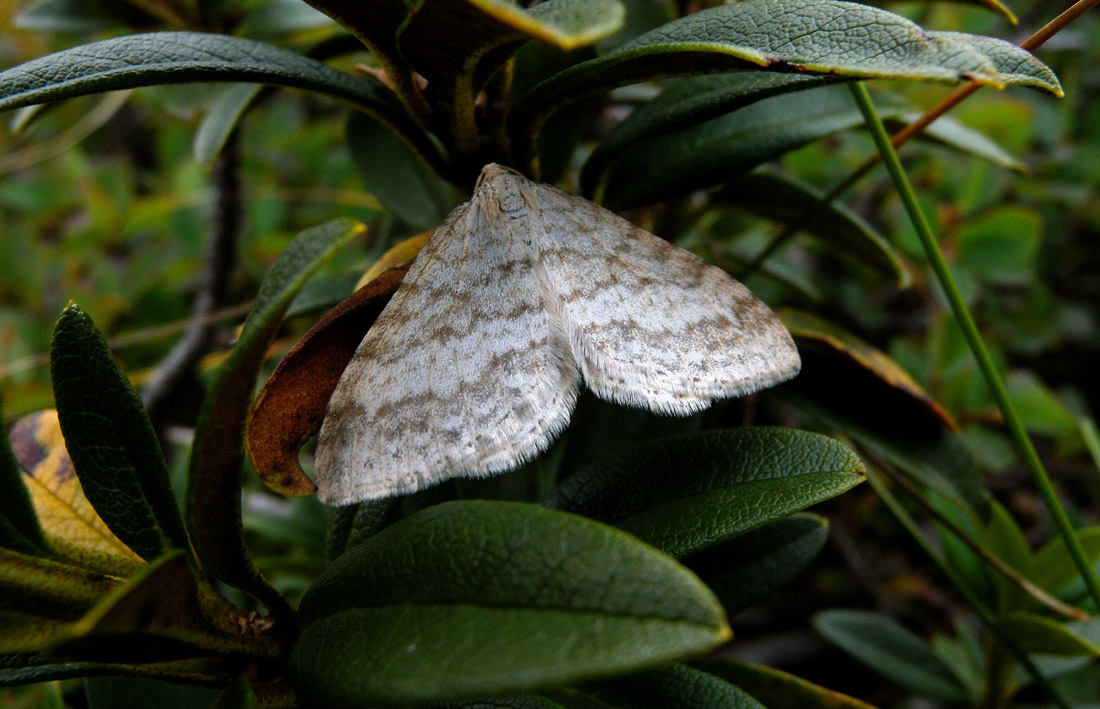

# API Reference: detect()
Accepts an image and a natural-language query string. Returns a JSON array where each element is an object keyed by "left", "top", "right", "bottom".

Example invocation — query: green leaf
[
  {"left": 187, "top": 219, "right": 364, "bottom": 619},
  {"left": 325, "top": 499, "right": 401, "bottom": 561},
  {"left": 85, "top": 677, "right": 221, "bottom": 709},
  {"left": 814, "top": 609, "right": 969, "bottom": 703},
  {"left": 933, "top": 32, "right": 1062, "bottom": 96},
  {"left": 711, "top": 172, "right": 909, "bottom": 287},
  {"left": 593, "top": 664, "right": 763, "bottom": 708},
  {"left": 888, "top": 112, "right": 1025, "bottom": 172},
  {"left": 692, "top": 658, "right": 877, "bottom": 709},
  {"left": 954, "top": 205, "right": 1041, "bottom": 286},
  {"left": 687, "top": 513, "right": 828, "bottom": 615},
  {"left": 980, "top": 500, "right": 1035, "bottom": 611},
  {"left": 0, "top": 32, "right": 444, "bottom": 173},
  {"left": 346, "top": 111, "right": 460, "bottom": 230},
  {"left": 50, "top": 305, "right": 188, "bottom": 561},
  {"left": 193, "top": 83, "right": 264, "bottom": 170},
  {"left": 1033, "top": 527, "right": 1100, "bottom": 598},
  {"left": 14, "top": 0, "right": 117, "bottom": 32},
  {"left": 0, "top": 397, "right": 47, "bottom": 554},
  {"left": 513, "top": 0, "right": 1051, "bottom": 166},
  {"left": 581, "top": 73, "right": 840, "bottom": 193},
  {"left": 444, "top": 697, "right": 565, "bottom": 709},
  {"left": 543, "top": 428, "right": 865, "bottom": 559},
  {"left": 291, "top": 500, "right": 729, "bottom": 706},
  {"left": 600, "top": 86, "right": 908, "bottom": 210},
  {"left": 0, "top": 546, "right": 115, "bottom": 628},
  {"left": 998, "top": 613, "right": 1100, "bottom": 657}
]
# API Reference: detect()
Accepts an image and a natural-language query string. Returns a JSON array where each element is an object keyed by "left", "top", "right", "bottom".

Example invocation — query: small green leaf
[
  {"left": 889, "top": 113, "right": 1025, "bottom": 172},
  {"left": 291, "top": 501, "right": 729, "bottom": 706},
  {"left": 600, "top": 87, "right": 908, "bottom": 210},
  {"left": 954, "top": 205, "right": 1041, "bottom": 286},
  {"left": 594, "top": 664, "right": 763, "bottom": 708},
  {"left": 691, "top": 658, "right": 877, "bottom": 709},
  {"left": 981, "top": 500, "right": 1035, "bottom": 611},
  {"left": 50, "top": 304, "right": 188, "bottom": 560},
  {"left": 193, "top": 84, "right": 264, "bottom": 169},
  {"left": 1033, "top": 527, "right": 1100, "bottom": 598},
  {"left": 933, "top": 32, "right": 1062, "bottom": 96},
  {"left": 712, "top": 173, "right": 909, "bottom": 287},
  {"left": 346, "top": 111, "right": 460, "bottom": 230},
  {"left": 814, "top": 609, "right": 969, "bottom": 703},
  {"left": 687, "top": 513, "right": 828, "bottom": 615},
  {"left": 325, "top": 499, "right": 401, "bottom": 561},
  {"left": 543, "top": 428, "right": 864, "bottom": 558},
  {"left": 998, "top": 613, "right": 1100, "bottom": 657},
  {"left": 0, "top": 397, "right": 47, "bottom": 554},
  {"left": 187, "top": 219, "right": 364, "bottom": 620},
  {"left": 14, "top": 0, "right": 117, "bottom": 32}
]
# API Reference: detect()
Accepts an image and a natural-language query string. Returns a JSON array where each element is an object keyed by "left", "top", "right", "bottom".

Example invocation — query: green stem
[
  {"left": 848, "top": 80, "right": 1100, "bottom": 611},
  {"left": 866, "top": 469, "right": 1072, "bottom": 709}
]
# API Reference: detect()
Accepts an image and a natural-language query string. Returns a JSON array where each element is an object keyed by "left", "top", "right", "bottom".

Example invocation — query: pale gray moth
[{"left": 315, "top": 163, "right": 800, "bottom": 503}]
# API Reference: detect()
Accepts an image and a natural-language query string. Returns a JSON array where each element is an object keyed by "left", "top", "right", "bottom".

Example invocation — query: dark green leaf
[
  {"left": 711, "top": 172, "right": 909, "bottom": 287},
  {"left": 512, "top": 0, "right": 1057, "bottom": 166},
  {"left": 0, "top": 546, "right": 115, "bottom": 626},
  {"left": 888, "top": 113, "right": 1025, "bottom": 172},
  {"left": 543, "top": 428, "right": 864, "bottom": 558},
  {"left": 211, "top": 675, "right": 255, "bottom": 709},
  {"left": 50, "top": 304, "right": 188, "bottom": 560},
  {"left": 443, "top": 696, "right": 566, "bottom": 709},
  {"left": 814, "top": 609, "right": 969, "bottom": 703},
  {"left": 14, "top": 0, "right": 117, "bottom": 32},
  {"left": 691, "top": 658, "right": 877, "bottom": 709},
  {"left": 346, "top": 111, "right": 460, "bottom": 230},
  {"left": 601, "top": 87, "right": 907, "bottom": 210},
  {"left": 85, "top": 677, "right": 221, "bottom": 709},
  {"left": 1033, "top": 527, "right": 1100, "bottom": 598},
  {"left": 687, "top": 513, "right": 828, "bottom": 615},
  {"left": 193, "top": 84, "right": 264, "bottom": 169},
  {"left": 582, "top": 73, "right": 840, "bottom": 194},
  {"left": 594, "top": 664, "right": 763, "bottom": 708},
  {"left": 997, "top": 613, "right": 1100, "bottom": 657},
  {"left": 0, "top": 397, "right": 47, "bottom": 553},
  {"left": 187, "top": 219, "right": 363, "bottom": 620},
  {"left": 325, "top": 498, "right": 401, "bottom": 561},
  {"left": 291, "top": 500, "right": 728, "bottom": 706}
]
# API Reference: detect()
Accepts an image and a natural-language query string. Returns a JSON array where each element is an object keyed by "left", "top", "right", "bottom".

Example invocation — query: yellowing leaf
[
  {"left": 355, "top": 232, "right": 428, "bottom": 289},
  {"left": 9, "top": 411, "right": 142, "bottom": 562}
]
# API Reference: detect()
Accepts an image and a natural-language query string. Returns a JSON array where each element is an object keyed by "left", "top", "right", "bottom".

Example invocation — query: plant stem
[
  {"left": 865, "top": 468, "right": 1073, "bottom": 709},
  {"left": 849, "top": 80, "right": 1100, "bottom": 612},
  {"left": 741, "top": 0, "right": 1100, "bottom": 278}
]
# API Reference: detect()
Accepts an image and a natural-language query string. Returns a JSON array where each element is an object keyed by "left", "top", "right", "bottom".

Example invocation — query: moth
[{"left": 315, "top": 164, "right": 800, "bottom": 503}]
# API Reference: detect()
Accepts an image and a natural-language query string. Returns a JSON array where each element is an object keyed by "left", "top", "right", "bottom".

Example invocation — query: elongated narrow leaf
[
  {"left": 193, "top": 84, "right": 264, "bottom": 169},
  {"left": 346, "top": 112, "right": 459, "bottom": 230},
  {"left": 10, "top": 411, "right": 143, "bottom": 566},
  {"left": 52, "top": 551, "right": 270, "bottom": 663},
  {"left": 687, "top": 514, "right": 828, "bottom": 615},
  {"left": 50, "top": 305, "right": 188, "bottom": 560},
  {"left": 594, "top": 664, "right": 763, "bottom": 708},
  {"left": 998, "top": 613, "right": 1100, "bottom": 657},
  {"left": 814, "top": 609, "right": 969, "bottom": 703},
  {"left": 0, "top": 32, "right": 443, "bottom": 171},
  {"left": 512, "top": 0, "right": 1044, "bottom": 165},
  {"left": 692, "top": 658, "right": 877, "bottom": 709},
  {"left": 0, "top": 611, "right": 70, "bottom": 655},
  {"left": 712, "top": 173, "right": 909, "bottom": 287},
  {"left": 188, "top": 219, "right": 364, "bottom": 619},
  {"left": 543, "top": 428, "right": 864, "bottom": 558},
  {"left": 582, "top": 73, "right": 840, "bottom": 193},
  {"left": 0, "top": 398, "right": 47, "bottom": 553},
  {"left": 601, "top": 86, "right": 908, "bottom": 210},
  {"left": 0, "top": 546, "right": 116, "bottom": 624},
  {"left": 889, "top": 113, "right": 1024, "bottom": 172},
  {"left": 291, "top": 501, "right": 729, "bottom": 706},
  {"left": 933, "top": 32, "right": 1061, "bottom": 95},
  {"left": 1033, "top": 527, "right": 1100, "bottom": 598}
]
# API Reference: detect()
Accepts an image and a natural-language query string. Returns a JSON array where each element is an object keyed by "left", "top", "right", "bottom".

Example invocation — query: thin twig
[{"left": 142, "top": 128, "right": 242, "bottom": 433}]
